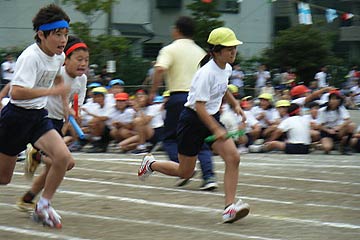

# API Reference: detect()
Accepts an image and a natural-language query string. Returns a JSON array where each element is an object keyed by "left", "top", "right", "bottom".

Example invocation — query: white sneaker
[
  {"left": 222, "top": 199, "right": 250, "bottom": 223},
  {"left": 32, "top": 204, "right": 62, "bottom": 228},
  {"left": 138, "top": 153, "right": 155, "bottom": 181},
  {"left": 248, "top": 144, "right": 263, "bottom": 153},
  {"left": 237, "top": 146, "right": 249, "bottom": 154}
]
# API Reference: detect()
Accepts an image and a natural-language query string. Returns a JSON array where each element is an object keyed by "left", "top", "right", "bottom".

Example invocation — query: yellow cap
[
  {"left": 275, "top": 100, "right": 290, "bottom": 108},
  {"left": 92, "top": 87, "right": 107, "bottom": 94},
  {"left": 227, "top": 84, "right": 238, "bottom": 94},
  {"left": 258, "top": 93, "right": 273, "bottom": 101},
  {"left": 162, "top": 90, "right": 170, "bottom": 97},
  {"left": 207, "top": 27, "right": 243, "bottom": 46}
]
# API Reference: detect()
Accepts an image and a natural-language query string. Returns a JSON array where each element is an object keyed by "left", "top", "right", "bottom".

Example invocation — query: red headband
[
  {"left": 65, "top": 43, "right": 88, "bottom": 56},
  {"left": 289, "top": 107, "right": 300, "bottom": 116}
]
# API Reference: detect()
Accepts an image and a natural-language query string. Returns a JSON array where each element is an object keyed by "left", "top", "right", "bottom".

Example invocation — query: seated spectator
[
  {"left": 108, "top": 92, "right": 136, "bottom": 143},
  {"left": 251, "top": 93, "right": 280, "bottom": 141},
  {"left": 262, "top": 103, "right": 311, "bottom": 154},
  {"left": 317, "top": 90, "right": 356, "bottom": 155},
  {"left": 303, "top": 101, "right": 321, "bottom": 143},
  {"left": 81, "top": 87, "right": 114, "bottom": 152},
  {"left": 350, "top": 125, "right": 360, "bottom": 153},
  {"left": 119, "top": 90, "right": 165, "bottom": 154},
  {"left": 350, "top": 79, "right": 360, "bottom": 108}
]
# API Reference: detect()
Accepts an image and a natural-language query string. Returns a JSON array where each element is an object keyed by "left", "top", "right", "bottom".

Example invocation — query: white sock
[
  {"left": 37, "top": 196, "right": 50, "bottom": 209},
  {"left": 137, "top": 144, "right": 146, "bottom": 150}
]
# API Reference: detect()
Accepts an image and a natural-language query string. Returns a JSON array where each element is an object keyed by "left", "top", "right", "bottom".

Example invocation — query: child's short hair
[
  {"left": 64, "top": 36, "right": 88, "bottom": 58},
  {"left": 32, "top": 4, "right": 70, "bottom": 43}
]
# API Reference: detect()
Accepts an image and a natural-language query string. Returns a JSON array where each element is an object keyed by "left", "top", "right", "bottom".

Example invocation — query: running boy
[
  {"left": 138, "top": 27, "right": 250, "bottom": 223},
  {"left": 0, "top": 4, "right": 72, "bottom": 228},
  {"left": 17, "top": 36, "right": 89, "bottom": 214}
]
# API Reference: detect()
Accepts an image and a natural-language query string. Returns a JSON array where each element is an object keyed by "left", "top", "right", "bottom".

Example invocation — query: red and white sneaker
[
  {"left": 138, "top": 153, "right": 155, "bottom": 181},
  {"left": 32, "top": 204, "right": 62, "bottom": 229},
  {"left": 222, "top": 199, "right": 250, "bottom": 223}
]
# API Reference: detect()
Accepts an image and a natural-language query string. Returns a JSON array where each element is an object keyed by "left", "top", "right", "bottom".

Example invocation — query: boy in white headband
[{"left": 0, "top": 4, "right": 71, "bottom": 228}]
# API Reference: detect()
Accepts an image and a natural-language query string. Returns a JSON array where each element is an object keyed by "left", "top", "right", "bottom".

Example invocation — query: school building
[{"left": 0, "top": 0, "right": 358, "bottom": 61}]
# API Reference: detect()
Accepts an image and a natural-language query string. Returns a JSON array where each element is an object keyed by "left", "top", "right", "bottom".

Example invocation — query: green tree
[
  {"left": 263, "top": 25, "right": 343, "bottom": 85},
  {"left": 62, "top": 0, "right": 117, "bottom": 27},
  {"left": 186, "top": 0, "right": 224, "bottom": 48},
  {"left": 61, "top": 0, "right": 149, "bottom": 86}
]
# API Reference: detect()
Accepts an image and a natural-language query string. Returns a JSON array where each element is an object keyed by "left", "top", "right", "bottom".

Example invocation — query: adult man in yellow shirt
[{"left": 150, "top": 16, "right": 217, "bottom": 190}]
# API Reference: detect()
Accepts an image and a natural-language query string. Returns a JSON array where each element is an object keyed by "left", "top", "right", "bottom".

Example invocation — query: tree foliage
[
  {"left": 262, "top": 25, "right": 342, "bottom": 84},
  {"left": 186, "top": 0, "right": 224, "bottom": 49},
  {"left": 62, "top": 0, "right": 117, "bottom": 26}
]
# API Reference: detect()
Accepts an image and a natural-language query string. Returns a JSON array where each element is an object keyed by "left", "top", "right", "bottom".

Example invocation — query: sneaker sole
[
  {"left": 223, "top": 207, "right": 250, "bottom": 224},
  {"left": 16, "top": 204, "right": 35, "bottom": 213},
  {"left": 200, "top": 182, "right": 218, "bottom": 191}
]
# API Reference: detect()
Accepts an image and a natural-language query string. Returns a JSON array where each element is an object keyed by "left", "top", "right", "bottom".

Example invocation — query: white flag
[{"left": 298, "top": 2, "right": 312, "bottom": 25}]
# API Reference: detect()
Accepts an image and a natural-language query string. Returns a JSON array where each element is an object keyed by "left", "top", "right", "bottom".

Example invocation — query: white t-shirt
[
  {"left": 10, "top": 43, "right": 65, "bottom": 109},
  {"left": 317, "top": 106, "right": 350, "bottom": 128},
  {"left": 46, "top": 66, "right": 87, "bottom": 120},
  {"left": 251, "top": 106, "right": 280, "bottom": 128},
  {"left": 315, "top": 71, "right": 327, "bottom": 88},
  {"left": 185, "top": 59, "right": 231, "bottom": 115},
  {"left": 146, "top": 103, "right": 164, "bottom": 129},
  {"left": 255, "top": 70, "right": 270, "bottom": 88},
  {"left": 1, "top": 60, "right": 16, "bottom": 80},
  {"left": 350, "top": 85, "right": 360, "bottom": 104},
  {"left": 106, "top": 107, "right": 135, "bottom": 128},
  {"left": 230, "top": 69, "right": 244, "bottom": 88},
  {"left": 278, "top": 115, "right": 311, "bottom": 144},
  {"left": 220, "top": 104, "right": 259, "bottom": 134}
]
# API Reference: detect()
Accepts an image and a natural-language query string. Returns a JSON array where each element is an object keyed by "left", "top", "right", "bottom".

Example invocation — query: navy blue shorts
[
  {"left": 50, "top": 118, "right": 64, "bottom": 137},
  {"left": 0, "top": 103, "right": 54, "bottom": 156},
  {"left": 148, "top": 127, "right": 164, "bottom": 145},
  {"left": 177, "top": 108, "right": 220, "bottom": 157},
  {"left": 285, "top": 143, "right": 310, "bottom": 154}
]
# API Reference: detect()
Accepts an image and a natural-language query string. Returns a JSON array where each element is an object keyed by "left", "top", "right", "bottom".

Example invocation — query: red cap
[
  {"left": 290, "top": 85, "right": 310, "bottom": 97},
  {"left": 115, "top": 92, "right": 129, "bottom": 101},
  {"left": 240, "top": 100, "right": 250, "bottom": 108}
]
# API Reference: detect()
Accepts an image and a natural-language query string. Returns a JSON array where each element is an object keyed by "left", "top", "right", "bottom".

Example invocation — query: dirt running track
[{"left": 1, "top": 149, "right": 359, "bottom": 240}]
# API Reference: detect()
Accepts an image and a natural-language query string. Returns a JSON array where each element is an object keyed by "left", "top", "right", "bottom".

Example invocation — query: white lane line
[
  {"left": 12, "top": 171, "right": 360, "bottom": 209},
  {"left": 0, "top": 203, "right": 283, "bottom": 240},
  {"left": 75, "top": 156, "right": 360, "bottom": 168},
  {"left": 5, "top": 184, "right": 360, "bottom": 229},
  {"left": 239, "top": 173, "right": 360, "bottom": 185},
  {"left": 66, "top": 167, "right": 360, "bottom": 198},
  {"left": 0, "top": 225, "right": 91, "bottom": 240},
  {"left": 68, "top": 157, "right": 360, "bottom": 180}
]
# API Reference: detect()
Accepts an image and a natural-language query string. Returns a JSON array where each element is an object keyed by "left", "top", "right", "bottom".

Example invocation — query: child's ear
[{"left": 37, "top": 30, "right": 46, "bottom": 41}]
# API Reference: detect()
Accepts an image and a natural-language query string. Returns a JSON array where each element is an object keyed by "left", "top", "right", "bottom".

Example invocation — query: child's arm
[
  {"left": 224, "top": 90, "right": 246, "bottom": 122},
  {"left": 10, "top": 79, "right": 70, "bottom": 100},
  {"left": 195, "top": 101, "right": 227, "bottom": 141}
]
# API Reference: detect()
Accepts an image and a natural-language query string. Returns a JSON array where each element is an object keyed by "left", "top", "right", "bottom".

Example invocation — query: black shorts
[
  {"left": 0, "top": 103, "right": 54, "bottom": 156},
  {"left": 320, "top": 130, "right": 341, "bottom": 142},
  {"left": 148, "top": 127, "right": 164, "bottom": 145},
  {"left": 285, "top": 143, "right": 310, "bottom": 154},
  {"left": 177, "top": 108, "right": 220, "bottom": 157}
]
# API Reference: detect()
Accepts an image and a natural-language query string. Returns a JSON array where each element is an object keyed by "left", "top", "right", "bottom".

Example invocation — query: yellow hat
[
  {"left": 258, "top": 93, "right": 273, "bottom": 101},
  {"left": 92, "top": 87, "right": 107, "bottom": 94},
  {"left": 241, "top": 96, "right": 253, "bottom": 101},
  {"left": 207, "top": 27, "right": 243, "bottom": 46},
  {"left": 162, "top": 90, "right": 170, "bottom": 97},
  {"left": 227, "top": 84, "right": 238, "bottom": 94},
  {"left": 275, "top": 100, "right": 290, "bottom": 108}
]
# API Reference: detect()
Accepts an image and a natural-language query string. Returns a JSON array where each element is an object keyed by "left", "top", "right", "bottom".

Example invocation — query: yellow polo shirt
[{"left": 155, "top": 39, "right": 206, "bottom": 93}]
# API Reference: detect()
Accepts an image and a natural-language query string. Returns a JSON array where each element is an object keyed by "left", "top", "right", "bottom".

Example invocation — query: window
[
  {"left": 142, "top": 43, "right": 163, "bottom": 59},
  {"left": 156, "top": 0, "right": 182, "bottom": 9},
  {"left": 217, "top": 0, "right": 240, "bottom": 14}
]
